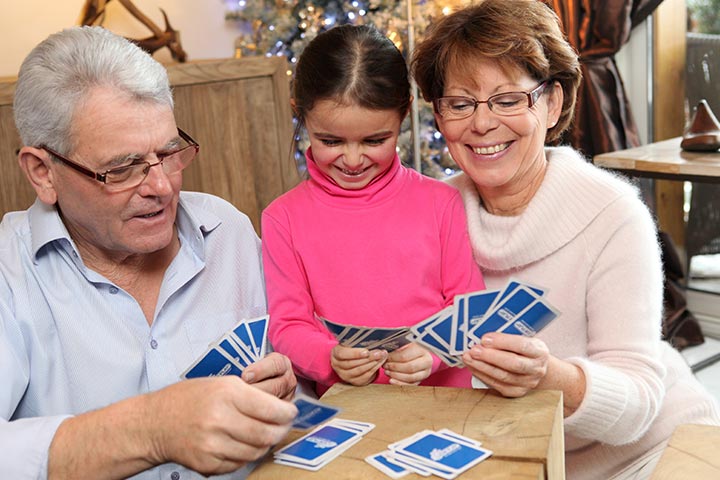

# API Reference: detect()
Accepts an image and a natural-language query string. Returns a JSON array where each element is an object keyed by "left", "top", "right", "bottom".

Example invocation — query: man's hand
[
  {"left": 383, "top": 343, "right": 433, "bottom": 385},
  {"left": 48, "top": 376, "right": 298, "bottom": 479},
  {"left": 146, "top": 376, "right": 297, "bottom": 476},
  {"left": 330, "top": 345, "right": 388, "bottom": 386},
  {"left": 242, "top": 352, "right": 297, "bottom": 400}
]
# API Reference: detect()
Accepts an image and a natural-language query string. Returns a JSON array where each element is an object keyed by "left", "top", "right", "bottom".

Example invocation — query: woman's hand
[
  {"left": 462, "top": 332, "right": 550, "bottom": 397},
  {"left": 331, "top": 345, "right": 388, "bottom": 386},
  {"left": 384, "top": 343, "right": 433, "bottom": 385}
]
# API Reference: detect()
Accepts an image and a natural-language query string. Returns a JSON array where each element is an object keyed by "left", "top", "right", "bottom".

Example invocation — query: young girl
[{"left": 262, "top": 24, "right": 484, "bottom": 396}]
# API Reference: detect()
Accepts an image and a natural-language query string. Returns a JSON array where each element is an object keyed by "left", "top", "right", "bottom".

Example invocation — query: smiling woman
[{"left": 411, "top": 1, "right": 720, "bottom": 479}]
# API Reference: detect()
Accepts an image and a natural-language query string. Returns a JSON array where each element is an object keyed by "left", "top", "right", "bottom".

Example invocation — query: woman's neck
[{"left": 477, "top": 156, "right": 548, "bottom": 216}]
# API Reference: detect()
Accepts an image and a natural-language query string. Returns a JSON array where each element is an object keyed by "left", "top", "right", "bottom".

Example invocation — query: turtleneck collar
[
  {"left": 304, "top": 148, "right": 405, "bottom": 206},
  {"left": 450, "top": 146, "right": 640, "bottom": 271}
]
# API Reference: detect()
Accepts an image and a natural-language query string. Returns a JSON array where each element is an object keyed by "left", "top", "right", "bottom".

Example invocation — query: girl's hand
[
  {"left": 383, "top": 343, "right": 433, "bottom": 385},
  {"left": 462, "top": 332, "right": 549, "bottom": 397},
  {"left": 331, "top": 345, "right": 388, "bottom": 386}
]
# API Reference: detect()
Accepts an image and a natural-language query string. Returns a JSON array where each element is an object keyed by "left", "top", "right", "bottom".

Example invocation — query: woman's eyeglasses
[{"left": 433, "top": 81, "right": 551, "bottom": 120}]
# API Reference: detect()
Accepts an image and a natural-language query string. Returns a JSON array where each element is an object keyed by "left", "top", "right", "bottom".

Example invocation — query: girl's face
[
  {"left": 303, "top": 99, "right": 404, "bottom": 190},
  {"left": 435, "top": 59, "right": 562, "bottom": 204}
]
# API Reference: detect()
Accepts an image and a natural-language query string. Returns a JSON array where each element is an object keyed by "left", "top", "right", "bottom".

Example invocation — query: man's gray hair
[{"left": 13, "top": 26, "right": 173, "bottom": 155}]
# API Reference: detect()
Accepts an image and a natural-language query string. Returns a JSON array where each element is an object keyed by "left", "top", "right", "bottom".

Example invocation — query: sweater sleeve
[
  {"left": 564, "top": 195, "right": 666, "bottom": 445},
  {"left": 262, "top": 209, "right": 342, "bottom": 387}
]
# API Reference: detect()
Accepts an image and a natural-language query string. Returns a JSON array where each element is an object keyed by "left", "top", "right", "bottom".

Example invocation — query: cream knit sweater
[{"left": 448, "top": 146, "right": 720, "bottom": 479}]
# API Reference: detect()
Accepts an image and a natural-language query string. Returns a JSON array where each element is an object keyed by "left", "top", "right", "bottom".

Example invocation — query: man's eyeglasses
[
  {"left": 433, "top": 81, "right": 551, "bottom": 120},
  {"left": 40, "top": 128, "right": 199, "bottom": 192}
]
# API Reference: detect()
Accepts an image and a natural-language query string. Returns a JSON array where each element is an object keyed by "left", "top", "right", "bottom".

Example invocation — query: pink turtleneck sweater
[{"left": 262, "top": 151, "right": 484, "bottom": 394}]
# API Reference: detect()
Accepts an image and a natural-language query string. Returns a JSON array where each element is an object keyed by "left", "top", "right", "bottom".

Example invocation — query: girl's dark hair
[
  {"left": 411, "top": 0, "right": 581, "bottom": 143},
  {"left": 292, "top": 24, "right": 411, "bottom": 128}
]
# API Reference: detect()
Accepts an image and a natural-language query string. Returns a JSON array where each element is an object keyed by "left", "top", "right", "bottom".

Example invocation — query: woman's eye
[
  {"left": 366, "top": 138, "right": 387, "bottom": 146},
  {"left": 450, "top": 102, "right": 474, "bottom": 111},
  {"left": 320, "top": 139, "right": 341, "bottom": 146}
]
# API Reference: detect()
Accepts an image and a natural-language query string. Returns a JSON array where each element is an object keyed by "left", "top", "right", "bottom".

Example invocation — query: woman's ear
[
  {"left": 17, "top": 147, "right": 58, "bottom": 205},
  {"left": 546, "top": 81, "right": 564, "bottom": 128},
  {"left": 290, "top": 98, "right": 298, "bottom": 116}
]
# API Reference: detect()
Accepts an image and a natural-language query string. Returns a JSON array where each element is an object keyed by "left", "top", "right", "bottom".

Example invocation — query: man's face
[{"left": 47, "top": 87, "right": 182, "bottom": 264}]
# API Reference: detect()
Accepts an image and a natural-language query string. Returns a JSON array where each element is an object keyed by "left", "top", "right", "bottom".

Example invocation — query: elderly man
[{"left": 1, "top": 26, "right": 298, "bottom": 479}]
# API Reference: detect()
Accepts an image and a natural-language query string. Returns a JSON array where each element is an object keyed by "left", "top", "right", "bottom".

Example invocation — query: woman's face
[{"left": 436, "top": 59, "right": 562, "bottom": 205}]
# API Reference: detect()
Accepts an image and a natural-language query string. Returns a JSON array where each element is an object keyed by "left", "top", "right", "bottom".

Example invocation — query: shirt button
[
  {"left": 150, "top": 339, "right": 158, "bottom": 349},
  {"left": 109, "top": 286, "right": 119, "bottom": 294},
  {"left": 170, "top": 472, "right": 180, "bottom": 480}
]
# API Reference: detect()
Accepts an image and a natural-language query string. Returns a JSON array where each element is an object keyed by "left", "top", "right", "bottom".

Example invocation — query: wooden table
[
  {"left": 592, "top": 137, "right": 720, "bottom": 183},
  {"left": 249, "top": 384, "right": 565, "bottom": 479},
  {"left": 650, "top": 424, "right": 720, "bottom": 479}
]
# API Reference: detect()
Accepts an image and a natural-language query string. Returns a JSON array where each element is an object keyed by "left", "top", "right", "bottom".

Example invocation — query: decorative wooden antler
[{"left": 78, "top": 0, "right": 187, "bottom": 63}]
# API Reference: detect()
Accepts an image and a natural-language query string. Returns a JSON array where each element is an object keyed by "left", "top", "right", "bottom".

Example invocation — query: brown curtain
[{"left": 547, "top": 0, "right": 664, "bottom": 157}]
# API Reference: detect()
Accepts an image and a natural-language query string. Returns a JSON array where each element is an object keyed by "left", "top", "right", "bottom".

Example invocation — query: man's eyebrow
[{"left": 102, "top": 135, "right": 184, "bottom": 169}]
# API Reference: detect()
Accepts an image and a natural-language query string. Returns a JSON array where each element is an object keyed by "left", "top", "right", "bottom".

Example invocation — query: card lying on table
[
  {"left": 367, "top": 429, "right": 491, "bottom": 479},
  {"left": 181, "top": 314, "right": 269, "bottom": 379},
  {"left": 274, "top": 418, "right": 375, "bottom": 471}
]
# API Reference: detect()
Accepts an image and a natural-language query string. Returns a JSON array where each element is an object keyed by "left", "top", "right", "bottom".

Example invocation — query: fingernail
[
  {"left": 481, "top": 335, "right": 493, "bottom": 346},
  {"left": 243, "top": 371, "right": 255, "bottom": 382},
  {"left": 370, "top": 350, "right": 384, "bottom": 360}
]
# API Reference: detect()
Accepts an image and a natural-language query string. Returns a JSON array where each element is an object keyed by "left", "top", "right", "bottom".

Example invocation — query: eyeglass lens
[
  {"left": 435, "top": 82, "right": 547, "bottom": 119},
  {"left": 104, "top": 145, "right": 197, "bottom": 189}
]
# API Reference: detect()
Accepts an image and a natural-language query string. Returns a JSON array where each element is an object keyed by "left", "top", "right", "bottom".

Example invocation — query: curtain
[{"left": 547, "top": 0, "right": 664, "bottom": 157}]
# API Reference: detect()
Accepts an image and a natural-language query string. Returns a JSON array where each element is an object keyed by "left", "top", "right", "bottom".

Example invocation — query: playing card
[
  {"left": 365, "top": 451, "right": 411, "bottom": 479},
  {"left": 319, "top": 314, "right": 351, "bottom": 339},
  {"left": 274, "top": 423, "right": 362, "bottom": 465},
  {"left": 435, "top": 429, "right": 483, "bottom": 448},
  {"left": 181, "top": 346, "right": 244, "bottom": 379},
  {"left": 499, "top": 298, "right": 558, "bottom": 336},
  {"left": 464, "top": 289, "right": 500, "bottom": 329},
  {"left": 246, "top": 315, "right": 269, "bottom": 358},
  {"left": 292, "top": 394, "right": 342, "bottom": 430},
  {"left": 350, "top": 326, "right": 411, "bottom": 352},
  {"left": 216, "top": 336, "right": 254, "bottom": 369},
  {"left": 329, "top": 418, "right": 376, "bottom": 435},
  {"left": 451, "top": 295, "right": 468, "bottom": 355},
  {"left": 230, "top": 321, "right": 257, "bottom": 361},
  {"left": 467, "top": 286, "right": 540, "bottom": 343},
  {"left": 492, "top": 279, "right": 545, "bottom": 304},
  {"left": 392, "top": 430, "right": 492, "bottom": 477}
]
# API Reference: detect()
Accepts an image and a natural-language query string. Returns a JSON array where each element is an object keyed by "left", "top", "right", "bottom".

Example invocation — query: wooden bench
[{"left": 650, "top": 423, "right": 720, "bottom": 479}]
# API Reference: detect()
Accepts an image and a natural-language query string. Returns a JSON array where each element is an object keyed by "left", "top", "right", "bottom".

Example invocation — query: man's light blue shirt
[{"left": 0, "top": 192, "right": 267, "bottom": 479}]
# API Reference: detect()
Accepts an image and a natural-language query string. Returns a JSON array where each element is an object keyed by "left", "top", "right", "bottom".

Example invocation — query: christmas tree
[{"left": 224, "top": 0, "right": 469, "bottom": 178}]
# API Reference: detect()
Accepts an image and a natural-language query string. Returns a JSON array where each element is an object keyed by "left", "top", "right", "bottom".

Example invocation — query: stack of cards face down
[
  {"left": 181, "top": 315, "right": 269, "bottom": 379},
  {"left": 366, "top": 429, "right": 492, "bottom": 479},
  {"left": 273, "top": 410, "right": 375, "bottom": 471},
  {"left": 321, "top": 279, "right": 559, "bottom": 367}
]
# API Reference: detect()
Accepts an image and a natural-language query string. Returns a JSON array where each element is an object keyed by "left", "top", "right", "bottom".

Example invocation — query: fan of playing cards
[
  {"left": 322, "top": 279, "right": 560, "bottom": 367},
  {"left": 181, "top": 315, "right": 270, "bottom": 379}
]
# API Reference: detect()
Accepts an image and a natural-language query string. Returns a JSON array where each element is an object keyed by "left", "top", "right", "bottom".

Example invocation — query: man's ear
[{"left": 17, "top": 147, "right": 58, "bottom": 205}]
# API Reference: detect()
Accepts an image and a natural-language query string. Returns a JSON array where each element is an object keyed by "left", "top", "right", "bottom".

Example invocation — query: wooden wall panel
[
  {"left": 0, "top": 81, "right": 36, "bottom": 216},
  {"left": 0, "top": 56, "right": 299, "bottom": 234},
  {"left": 653, "top": 0, "right": 687, "bottom": 248}
]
